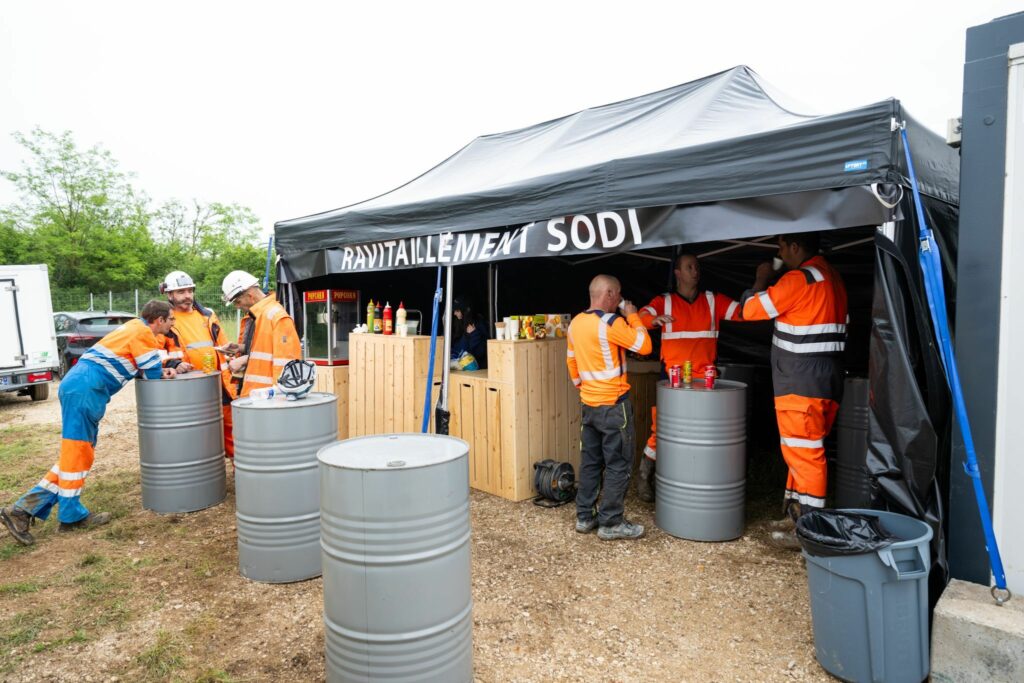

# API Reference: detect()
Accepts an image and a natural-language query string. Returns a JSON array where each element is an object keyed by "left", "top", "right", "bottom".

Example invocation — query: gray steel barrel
[
  {"left": 835, "top": 378, "right": 872, "bottom": 508},
  {"left": 233, "top": 392, "right": 338, "bottom": 583},
  {"left": 319, "top": 434, "right": 473, "bottom": 683},
  {"left": 655, "top": 378, "right": 747, "bottom": 541},
  {"left": 135, "top": 371, "right": 226, "bottom": 513}
]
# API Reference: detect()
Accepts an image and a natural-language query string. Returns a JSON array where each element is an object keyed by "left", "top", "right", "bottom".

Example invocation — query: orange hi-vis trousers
[{"left": 775, "top": 394, "right": 839, "bottom": 514}]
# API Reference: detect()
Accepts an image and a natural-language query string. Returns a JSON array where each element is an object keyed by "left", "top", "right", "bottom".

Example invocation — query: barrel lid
[
  {"left": 318, "top": 433, "right": 469, "bottom": 470},
  {"left": 164, "top": 371, "right": 220, "bottom": 381},
  {"left": 658, "top": 378, "right": 746, "bottom": 392},
  {"left": 233, "top": 392, "right": 337, "bottom": 409}
]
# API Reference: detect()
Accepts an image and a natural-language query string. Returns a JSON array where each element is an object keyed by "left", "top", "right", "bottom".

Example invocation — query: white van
[{"left": 0, "top": 264, "right": 60, "bottom": 401}]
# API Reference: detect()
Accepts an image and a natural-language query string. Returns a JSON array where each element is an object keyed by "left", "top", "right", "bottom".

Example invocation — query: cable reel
[{"left": 532, "top": 459, "right": 576, "bottom": 508}]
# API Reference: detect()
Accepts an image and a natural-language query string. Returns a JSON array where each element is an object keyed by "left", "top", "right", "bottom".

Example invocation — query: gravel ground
[{"left": 0, "top": 383, "right": 831, "bottom": 682}]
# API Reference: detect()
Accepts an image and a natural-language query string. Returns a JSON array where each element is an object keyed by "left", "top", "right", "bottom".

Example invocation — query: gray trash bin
[{"left": 799, "top": 508, "right": 932, "bottom": 683}]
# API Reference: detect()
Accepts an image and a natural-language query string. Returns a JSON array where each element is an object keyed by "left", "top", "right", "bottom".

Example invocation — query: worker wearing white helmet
[
  {"left": 218, "top": 271, "right": 301, "bottom": 398},
  {"left": 158, "top": 270, "right": 239, "bottom": 457}
]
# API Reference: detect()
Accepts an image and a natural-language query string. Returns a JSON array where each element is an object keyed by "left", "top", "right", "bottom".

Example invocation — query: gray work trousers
[{"left": 576, "top": 395, "right": 635, "bottom": 527}]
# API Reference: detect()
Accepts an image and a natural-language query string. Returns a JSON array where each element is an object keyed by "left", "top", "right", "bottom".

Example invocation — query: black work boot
[
  {"left": 637, "top": 457, "right": 655, "bottom": 503},
  {"left": 58, "top": 512, "right": 112, "bottom": 533},
  {"left": 1, "top": 506, "right": 36, "bottom": 546}
]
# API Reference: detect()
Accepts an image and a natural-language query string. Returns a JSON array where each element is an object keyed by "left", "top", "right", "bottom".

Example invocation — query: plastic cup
[
  {"left": 507, "top": 319, "right": 519, "bottom": 340},
  {"left": 495, "top": 322, "right": 506, "bottom": 339}
]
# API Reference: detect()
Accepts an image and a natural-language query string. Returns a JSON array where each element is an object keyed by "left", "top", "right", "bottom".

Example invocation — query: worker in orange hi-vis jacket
[
  {"left": 740, "top": 232, "right": 847, "bottom": 550},
  {"left": 567, "top": 274, "right": 653, "bottom": 541},
  {"left": 158, "top": 270, "right": 238, "bottom": 458},
  {"left": 636, "top": 253, "right": 741, "bottom": 502},
  {"left": 1, "top": 301, "right": 184, "bottom": 547}
]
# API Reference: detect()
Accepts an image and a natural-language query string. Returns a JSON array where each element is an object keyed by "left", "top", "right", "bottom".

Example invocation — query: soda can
[
  {"left": 704, "top": 365, "right": 716, "bottom": 390},
  {"left": 683, "top": 360, "right": 693, "bottom": 385},
  {"left": 668, "top": 365, "right": 681, "bottom": 388}
]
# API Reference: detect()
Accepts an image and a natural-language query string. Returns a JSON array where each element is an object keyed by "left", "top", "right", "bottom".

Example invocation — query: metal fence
[{"left": 50, "top": 288, "right": 243, "bottom": 340}]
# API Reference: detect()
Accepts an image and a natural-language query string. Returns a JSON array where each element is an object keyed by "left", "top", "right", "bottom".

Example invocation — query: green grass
[
  {"left": 0, "top": 580, "right": 42, "bottom": 596},
  {"left": 32, "top": 629, "right": 88, "bottom": 653},
  {"left": 194, "top": 670, "right": 236, "bottom": 683},
  {"left": 0, "top": 424, "right": 61, "bottom": 493},
  {"left": 136, "top": 630, "right": 184, "bottom": 680}
]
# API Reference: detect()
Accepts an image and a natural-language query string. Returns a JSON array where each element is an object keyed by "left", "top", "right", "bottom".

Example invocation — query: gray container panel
[
  {"left": 233, "top": 392, "right": 337, "bottom": 583},
  {"left": 803, "top": 509, "right": 931, "bottom": 683},
  {"left": 135, "top": 372, "right": 226, "bottom": 514},
  {"left": 835, "top": 378, "right": 872, "bottom": 508},
  {"left": 655, "top": 379, "right": 747, "bottom": 542},
  {"left": 320, "top": 434, "right": 473, "bottom": 683}
]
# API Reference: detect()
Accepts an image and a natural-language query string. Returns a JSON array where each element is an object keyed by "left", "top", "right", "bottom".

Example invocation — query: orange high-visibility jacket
[
  {"left": 741, "top": 255, "right": 848, "bottom": 396},
  {"left": 79, "top": 318, "right": 165, "bottom": 389},
  {"left": 639, "top": 290, "right": 740, "bottom": 372},
  {"left": 567, "top": 310, "right": 652, "bottom": 407},
  {"left": 161, "top": 305, "right": 236, "bottom": 398},
  {"left": 237, "top": 293, "right": 301, "bottom": 397}
]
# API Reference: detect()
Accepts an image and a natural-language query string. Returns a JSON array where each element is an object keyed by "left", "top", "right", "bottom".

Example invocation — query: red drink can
[
  {"left": 668, "top": 365, "right": 681, "bottom": 388},
  {"left": 704, "top": 365, "right": 716, "bottom": 389}
]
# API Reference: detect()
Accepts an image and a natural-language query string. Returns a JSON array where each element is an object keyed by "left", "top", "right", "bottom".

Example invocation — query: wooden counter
[
  {"left": 627, "top": 360, "right": 661, "bottom": 470},
  {"left": 348, "top": 334, "right": 444, "bottom": 436},
  {"left": 314, "top": 365, "right": 350, "bottom": 440}
]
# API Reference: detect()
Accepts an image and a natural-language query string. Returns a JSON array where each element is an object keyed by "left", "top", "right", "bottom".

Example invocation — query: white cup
[
  {"left": 507, "top": 319, "right": 519, "bottom": 340},
  {"left": 495, "top": 322, "right": 506, "bottom": 339},
  {"left": 772, "top": 257, "right": 784, "bottom": 271}
]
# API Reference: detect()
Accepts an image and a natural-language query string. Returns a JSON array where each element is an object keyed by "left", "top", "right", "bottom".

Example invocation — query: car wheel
[
  {"left": 59, "top": 354, "right": 70, "bottom": 379},
  {"left": 30, "top": 383, "right": 50, "bottom": 402}
]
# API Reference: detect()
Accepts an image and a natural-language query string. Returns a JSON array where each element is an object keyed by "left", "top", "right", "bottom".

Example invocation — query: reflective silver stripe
[
  {"left": 628, "top": 328, "right": 648, "bottom": 352},
  {"left": 92, "top": 344, "right": 136, "bottom": 374},
  {"left": 662, "top": 330, "right": 718, "bottom": 340},
  {"left": 772, "top": 337, "right": 845, "bottom": 354},
  {"left": 641, "top": 306, "right": 657, "bottom": 316},
  {"left": 780, "top": 436, "right": 824, "bottom": 449},
  {"left": 775, "top": 321, "right": 847, "bottom": 335},
  {"left": 597, "top": 315, "right": 615, "bottom": 370},
  {"left": 244, "top": 374, "right": 275, "bottom": 386},
  {"left": 186, "top": 341, "right": 214, "bottom": 349},
  {"left": 566, "top": 349, "right": 575, "bottom": 358},
  {"left": 725, "top": 301, "right": 739, "bottom": 320},
  {"left": 785, "top": 490, "right": 826, "bottom": 507},
  {"left": 58, "top": 487, "right": 84, "bottom": 497},
  {"left": 265, "top": 305, "right": 285, "bottom": 321},
  {"left": 58, "top": 469, "right": 90, "bottom": 481},
  {"left": 758, "top": 292, "right": 779, "bottom": 318},
  {"left": 167, "top": 351, "right": 184, "bottom": 359},
  {"left": 249, "top": 351, "right": 274, "bottom": 361},
  {"left": 136, "top": 349, "right": 163, "bottom": 369},
  {"left": 803, "top": 266, "right": 825, "bottom": 282},
  {"left": 220, "top": 363, "right": 229, "bottom": 371},
  {"left": 706, "top": 291, "right": 716, "bottom": 331},
  {"left": 663, "top": 293, "right": 673, "bottom": 334},
  {"left": 87, "top": 355, "right": 133, "bottom": 385},
  {"left": 273, "top": 358, "right": 291, "bottom": 366},
  {"left": 643, "top": 444, "right": 656, "bottom": 460},
  {"left": 579, "top": 367, "right": 625, "bottom": 381},
  {"left": 36, "top": 479, "right": 59, "bottom": 494},
  {"left": 572, "top": 377, "right": 581, "bottom": 387}
]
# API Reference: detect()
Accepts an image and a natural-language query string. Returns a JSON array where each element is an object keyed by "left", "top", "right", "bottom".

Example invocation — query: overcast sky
[{"left": 1, "top": 1, "right": 1019, "bottom": 243}]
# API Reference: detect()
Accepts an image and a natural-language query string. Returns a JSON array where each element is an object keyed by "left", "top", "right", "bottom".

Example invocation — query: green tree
[{"left": 0, "top": 128, "right": 154, "bottom": 290}]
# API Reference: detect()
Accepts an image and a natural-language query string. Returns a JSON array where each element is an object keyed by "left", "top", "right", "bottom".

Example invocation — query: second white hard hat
[
  {"left": 221, "top": 270, "right": 260, "bottom": 302},
  {"left": 161, "top": 270, "right": 195, "bottom": 293}
]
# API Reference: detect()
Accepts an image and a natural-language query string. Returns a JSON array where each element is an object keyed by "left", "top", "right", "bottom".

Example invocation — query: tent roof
[{"left": 275, "top": 65, "right": 958, "bottom": 256}]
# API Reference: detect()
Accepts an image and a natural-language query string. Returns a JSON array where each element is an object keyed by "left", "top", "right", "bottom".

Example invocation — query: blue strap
[
  {"left": 422, "top": 266, "right": 443, "bottom": 433},
  {"left": 901, "top": 127, "right": 1008, "bottom": 594}
]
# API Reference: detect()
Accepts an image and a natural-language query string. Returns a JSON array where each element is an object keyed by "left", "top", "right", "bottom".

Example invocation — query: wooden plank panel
[
  {"left": 499, "top": 386, "right": 517, "bottom": 499},
  {"left": 473, "top": 380, "right": 487, "bottom": 491},
  {"left": 486, "top": 385, "right": 502, "bottom": 495},
  {"left": 335, "top": 366, "right": 350, "bottom": 440},
  {"left": 384, "top": 341, "right": 395, "bottom": 434}
]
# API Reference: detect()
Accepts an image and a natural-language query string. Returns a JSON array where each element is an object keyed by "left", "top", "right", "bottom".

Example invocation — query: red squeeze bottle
[{"left": 383, "top": 301, "right": 393, "bottom": 335}]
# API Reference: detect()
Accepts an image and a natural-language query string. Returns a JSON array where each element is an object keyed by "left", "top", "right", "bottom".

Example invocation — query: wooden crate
[
  {"left": 313, "top": 365, "right": 350, "bottom": 440},
  {"left": 348, "top": 334, "right": 444, "bottom": 437}
]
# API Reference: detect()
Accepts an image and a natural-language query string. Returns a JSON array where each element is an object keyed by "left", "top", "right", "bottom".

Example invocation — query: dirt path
[{"left": 0, "top": 384, "right": 829, "bottom": 682}]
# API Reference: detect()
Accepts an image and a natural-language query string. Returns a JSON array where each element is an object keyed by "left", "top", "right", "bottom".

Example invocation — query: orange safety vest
[
  {"left": 237, "top": 293, "right": 301, "bottom": 397},
  {"left": 567, "top": 310, "right": 652, "bottom": 407},
  {"left": 80, "top": 318, "right": 165, "bottom": 388},
  {"left": 162, "top": 305, "right": 237, "bottom": 401},
  {"left": 639, "top": 290, "right": 740, "bottom": 372}
]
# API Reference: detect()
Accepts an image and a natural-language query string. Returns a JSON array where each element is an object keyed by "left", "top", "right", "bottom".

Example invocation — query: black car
[{"left": 53, "top": 311, "right": 137, "bottom": 377}]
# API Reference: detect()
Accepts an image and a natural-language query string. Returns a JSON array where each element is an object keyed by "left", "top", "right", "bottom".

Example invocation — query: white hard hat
[
  {"left": 222, "top": 270, "right": 260, "bottom": 302},
  {"left": 161, "top": 270, "right": 195, "bottom": 293}
]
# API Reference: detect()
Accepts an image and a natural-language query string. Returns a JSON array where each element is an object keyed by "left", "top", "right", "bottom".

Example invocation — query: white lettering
[
  {"left": 546, "top": 218, "right": 568, "bottom": 251},
  {"left": 495, "top": 228, "right": 517, "bottom": 256},
  {"left": 341, "top": 247, "right": 354, "bottom": 270},
  {"left": 596, "top": 212, "right": 626, "bottom": 248},
  {"left": 627, "top": 209, "right": 643, "bottom": 246},
  {"left": 424, "top": 235, "right": 437, "bottom": 264},
  {"left": 383, "top": 240, "right": 396, "bottom": 267},
  {"left": 353, "top": 245, "right": 367, "bottom": 270},
  {"left": 478, "top": 232, "right": 499, "bottom": 260},
  {"left": 395, "top": 240, "right": 410, "bottom": 267},
  {"left": 437, "top": 233, "right": 454, "bottom": 263},
  {"left": 571, "top": 215, "right": 597, "bottom": 250},
  {"left": 454, "top": 233, "right": 480, "bottom": 262},
  {"left": 519, "top": 222, "right": 534, "bottom": 254}
]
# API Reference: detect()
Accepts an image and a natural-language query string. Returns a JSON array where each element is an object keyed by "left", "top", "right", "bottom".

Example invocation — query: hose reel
[{"left": 532, "top": 459, "right": 576, "bottom": 508}]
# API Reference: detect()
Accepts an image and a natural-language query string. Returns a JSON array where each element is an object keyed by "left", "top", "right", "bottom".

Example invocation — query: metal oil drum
[
  {"left": 232, "top": 392, "right": 338, "bottom": 583},
  {"left": 319, "top": 434, "right": 473, "bottom": 683},
  {"left": 135, "top": 371, "right": 226, "bottom": 513},
  {"left": 655, "top": 378, "right": 747, "bottom": 541},
  {"left": 835, "top": 377, "right": 872, "bottom": 508}
]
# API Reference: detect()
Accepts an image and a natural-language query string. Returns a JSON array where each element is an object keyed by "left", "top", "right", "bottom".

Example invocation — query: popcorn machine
[{"left": 302, "top": 289, "right": 360, "bottom": 366}]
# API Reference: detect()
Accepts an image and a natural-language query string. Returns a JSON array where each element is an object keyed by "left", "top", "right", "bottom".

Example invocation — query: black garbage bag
[{"left": 796, "top": 510, "right": 898, "bottom": 557}]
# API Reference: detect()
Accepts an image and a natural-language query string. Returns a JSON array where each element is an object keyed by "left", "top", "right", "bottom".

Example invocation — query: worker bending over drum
[
  {"left": 636, "top": 253, "right": 740, "bottom": 502},
  {"left": 740, "top": 232, "right": 847, "bottom": 550}
]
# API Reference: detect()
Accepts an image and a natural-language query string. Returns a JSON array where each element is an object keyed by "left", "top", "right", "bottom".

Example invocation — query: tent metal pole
[
  {"left": 441, "top": 266, "right": 453, "bottom": 411},
  {"left": 488, "top": 263, "right": 495, "bottom": 334},
  {"left": 829, "top": 236, "right": 875, "bottom": 252},
  {"left": 697, "top": 236, "right": 776, "bottom": 259}
]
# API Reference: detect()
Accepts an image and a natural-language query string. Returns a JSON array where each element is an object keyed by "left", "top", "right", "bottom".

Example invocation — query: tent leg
[{"left": 441, "top": 266, "right": 453, "bottom": 412}]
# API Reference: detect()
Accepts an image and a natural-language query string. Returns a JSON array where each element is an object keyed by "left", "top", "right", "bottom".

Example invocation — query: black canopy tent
[{"left": 274, "top": 66, "right": 959, "bottom": 599}]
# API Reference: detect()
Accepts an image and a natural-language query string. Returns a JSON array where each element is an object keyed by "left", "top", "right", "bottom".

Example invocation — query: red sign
[
  {"left": 303, "top": 289, "right": 358, "bottom": 303},
  {"left": 332, "top": 289, "right": 358, "bottom": 303},
  {"left": 303, "top": 289, "right": 327, "bottom": 303}
]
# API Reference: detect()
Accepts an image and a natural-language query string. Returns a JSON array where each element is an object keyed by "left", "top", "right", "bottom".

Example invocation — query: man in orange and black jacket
[
  {"left": 740, "top": 232, "right": 847, "bottom": 549},
  {"left": 567, "top": 275, "right": 652, "bottom": 541}
]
